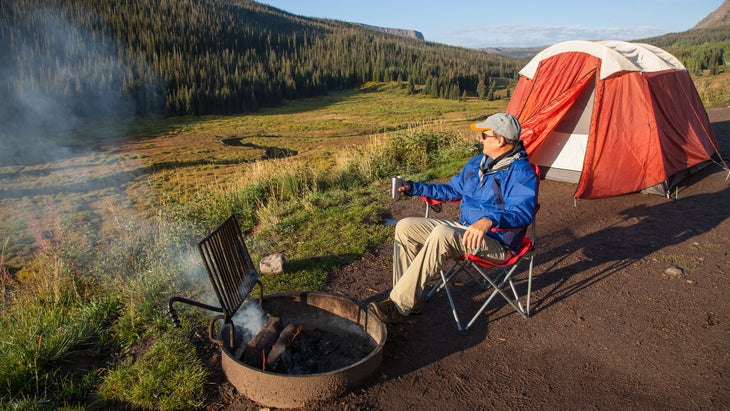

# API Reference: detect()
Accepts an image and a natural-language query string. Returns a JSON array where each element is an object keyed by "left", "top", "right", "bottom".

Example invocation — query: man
[{"left": 369, "top": 113, "right": 538, "bottom": 323}]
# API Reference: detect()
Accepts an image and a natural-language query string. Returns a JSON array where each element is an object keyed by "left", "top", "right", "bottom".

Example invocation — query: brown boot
[
  {"left": 368, "top": 299, "right": 405, "bottom": 323},
  {"left": 410, "top": 301, "right": 423, "bottom": 315}
]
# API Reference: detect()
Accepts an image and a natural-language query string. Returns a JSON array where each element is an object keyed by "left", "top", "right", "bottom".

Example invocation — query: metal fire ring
[{"left": 217, "top": 291, "right": 387, "bottom": 409}]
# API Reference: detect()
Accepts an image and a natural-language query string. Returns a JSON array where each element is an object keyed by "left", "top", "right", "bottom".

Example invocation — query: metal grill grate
[{"left": 198, "top": 215, "right": 261, "bottom": 323}]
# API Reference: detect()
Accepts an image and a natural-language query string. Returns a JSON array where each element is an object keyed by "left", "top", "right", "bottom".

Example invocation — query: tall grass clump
[
  {"left": 178, "top": 126, "right": 479, "bottom": 233},
  {"left": 98, "top": 333, "right": 207, "bottom": 411},
  {"left": 91, "top": 207, "right": 212, "bottom": 410},
  {"left": 0, "top": 201, "right": 209, "bottom": 410},
  {"left": 0, "top": 202, "right": 119, "bottom": 408},
  {"left": 164, "top": 127, "right": 479, "bottom": 293},
  {"left": 341, "top": 127, "right": 480, "bottom": 183}
]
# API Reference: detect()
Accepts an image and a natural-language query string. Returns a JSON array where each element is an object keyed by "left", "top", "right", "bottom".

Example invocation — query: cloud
[{"left": 437, "top": 24, "right": 668, "bottom": 48}]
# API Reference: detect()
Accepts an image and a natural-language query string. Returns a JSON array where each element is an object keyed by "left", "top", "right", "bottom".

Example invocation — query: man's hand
[
  {"left": 398, "top": 182, "right": 412, "bottom": 194},
  {"left": 462, "top": 218, "right": 493, "bottom": 250}
]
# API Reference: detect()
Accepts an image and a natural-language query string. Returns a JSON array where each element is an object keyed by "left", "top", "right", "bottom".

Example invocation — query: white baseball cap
[{"left": 470, "top": 113, "right": 522, "bottom": 142}]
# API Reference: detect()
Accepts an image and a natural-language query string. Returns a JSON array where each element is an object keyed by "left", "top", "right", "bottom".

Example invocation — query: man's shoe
[
  {"left": 368, "top": 299, "right": 405, "bottom": 323},
  {"left": 410, "top": 301, "right": 423, "bottom": 315}
]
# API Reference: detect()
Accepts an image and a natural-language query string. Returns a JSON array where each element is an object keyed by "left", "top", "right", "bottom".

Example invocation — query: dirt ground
[{"left": 200, "top": 108, "right": 729, "bottom": 410}]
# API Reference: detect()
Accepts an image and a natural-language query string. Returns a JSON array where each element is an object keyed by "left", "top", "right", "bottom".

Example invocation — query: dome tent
[{"left": 506, "top": 40, "right": 726, "bottom": 199}]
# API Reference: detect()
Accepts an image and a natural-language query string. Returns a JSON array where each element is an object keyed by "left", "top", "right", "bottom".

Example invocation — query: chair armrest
[
  {"left": 420, "top": 196, "right": 460, "bottom": 217},
  {"left": 420, "top": 196, "right": 460, "bottom": 207}
]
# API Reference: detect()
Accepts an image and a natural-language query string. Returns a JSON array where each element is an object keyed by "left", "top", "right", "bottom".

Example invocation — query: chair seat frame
[{"left": 424, "top": 234, "right": 535, "bottom": 334}]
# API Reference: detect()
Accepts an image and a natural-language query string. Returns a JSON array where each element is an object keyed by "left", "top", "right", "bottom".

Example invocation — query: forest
[
  {"left": 639, "top": 26, "right": 730, "bottom": 75},
  {"left": 1, "top": 0, "right": 728, "bottom": 117},
  {"left": 1, "top": 0, "right": 521, "bottom": 117}
]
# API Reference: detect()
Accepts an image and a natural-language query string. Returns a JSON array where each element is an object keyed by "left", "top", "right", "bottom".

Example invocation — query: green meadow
[
  {"left": 0, "top": 82, "right": 505, "bottom": 409},
  {"left": 2, "top": 69, "right": 727, "bottom": 408}
]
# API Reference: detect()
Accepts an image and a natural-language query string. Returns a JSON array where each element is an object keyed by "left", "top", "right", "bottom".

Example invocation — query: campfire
[
  {"left": 234, "top": 304, "right": 378, "bottom": 375},
  {"left": 168, "top": 216, "right": 386, "bottom": 407},
  {"left": 239, "top": 316, "right": 302, "bottom": 373}
]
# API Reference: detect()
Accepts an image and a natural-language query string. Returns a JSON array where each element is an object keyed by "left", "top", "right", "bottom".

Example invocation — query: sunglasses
[{"left": 481, "top": 130, "right": 498, "bottom": 140}]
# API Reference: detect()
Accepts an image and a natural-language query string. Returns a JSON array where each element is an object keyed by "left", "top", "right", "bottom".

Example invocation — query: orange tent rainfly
[{"left": 506, "top": 40, "right": 726, "bottom": 199}]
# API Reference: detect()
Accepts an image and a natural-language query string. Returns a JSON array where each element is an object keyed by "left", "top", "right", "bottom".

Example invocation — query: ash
[{"left": 287, "top": 327, "right": 374, "bottom": 375}]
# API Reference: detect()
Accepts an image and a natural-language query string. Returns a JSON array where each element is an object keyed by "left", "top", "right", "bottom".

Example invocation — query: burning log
[
  {"left": 241, "top": 316, "right": 283, "bottom": 368},
  {"left": 265, "top": 323, "right": 303, "bottom": 372}
]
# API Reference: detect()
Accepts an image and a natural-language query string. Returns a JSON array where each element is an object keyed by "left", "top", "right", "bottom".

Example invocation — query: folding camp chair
[{"left": 422, "top": 166, "right": 540, "bottom": 334}]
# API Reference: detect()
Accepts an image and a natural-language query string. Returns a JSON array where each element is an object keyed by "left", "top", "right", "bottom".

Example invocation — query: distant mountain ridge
[
  {"left": 481, "top": 46, "right": 545, "bottom": 59},
  {"left": 484, "top": 2, "right": 730, "bottom": 58},
  {"left": 359, "top": 24, "right": 424, "bottom": 40},
  {"left": 692, "top": 0, "right": 730, "bottom": 29}
]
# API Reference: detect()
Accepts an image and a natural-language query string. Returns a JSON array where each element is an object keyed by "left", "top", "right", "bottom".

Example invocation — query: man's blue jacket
[{"left": 409, "top": 149, "right": 538, "bottom": 252}]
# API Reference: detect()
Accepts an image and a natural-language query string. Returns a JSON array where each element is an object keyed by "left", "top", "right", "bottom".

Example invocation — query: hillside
[
  {"left": 0, "top": 0, "right": 520, "bottom": 118},
  {"left": 692, "top": 0, "right": 730, "bottom": 29},
  {"left": 2, "top": 0, "right": 728, "bottom": 123}
]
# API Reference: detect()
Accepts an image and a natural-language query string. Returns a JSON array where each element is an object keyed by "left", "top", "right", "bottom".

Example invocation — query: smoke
[
  {"left": 0, "top": 7, "right": 162, "bottom": 166},
  {"left": 0, "top": 6, "right": 167, "bottom": 265},
  {"left": 0, "top": 7, "right": 228, "bottom": 343},
  {"left": 232, "top": 302, "right": 269, "bottom": 347},
  {"left": 178, "top": 246, "right": 227, "bottom": 309}
]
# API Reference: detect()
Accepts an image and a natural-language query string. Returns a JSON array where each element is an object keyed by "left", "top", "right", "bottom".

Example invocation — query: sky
[{"left": 256, "top": 0, "right": 724, "bottom": 48}]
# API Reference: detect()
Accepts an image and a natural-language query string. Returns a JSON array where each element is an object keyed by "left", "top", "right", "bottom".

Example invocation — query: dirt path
[{"left": 204, "top": 108, "right": 729, "bottom": 410}]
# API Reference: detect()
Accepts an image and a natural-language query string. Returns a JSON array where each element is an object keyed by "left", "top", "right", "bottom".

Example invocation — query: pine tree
[
  {"left": 407, "top": 78, "right": 416, "bottom": 95},
  {"left": 477, "top": 78, "right": 487, "bottom": 100}
]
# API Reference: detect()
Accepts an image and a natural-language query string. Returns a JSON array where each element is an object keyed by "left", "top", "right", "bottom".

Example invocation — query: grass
[
  {"left": 693, "top": 70, "right": 730, "bottom": 108},
  {"left": 2, "top": 73, "right": 723, "bottom": 408},
  {"left": 0, "top": 82, "right": 498, "bottom": 409},
  {"left": 98, "top": 333, "right": 208, "bottom": 410}
]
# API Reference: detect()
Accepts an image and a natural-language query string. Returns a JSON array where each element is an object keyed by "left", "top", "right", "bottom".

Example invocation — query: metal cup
[{"left": 391, "top": 176, "right": 403, "bottom": 200}]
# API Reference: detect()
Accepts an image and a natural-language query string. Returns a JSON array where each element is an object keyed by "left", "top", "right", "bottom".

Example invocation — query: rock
[
  {"left": 664, "top": 266, "right": 684, "bottom": 278},
  {"left": 260, "top": 253, "right": 286, "bottom": 275}
]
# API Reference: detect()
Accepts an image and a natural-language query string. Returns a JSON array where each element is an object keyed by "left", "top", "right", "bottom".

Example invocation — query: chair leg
[
  {"left": 439, "top": 268, "right": 467, "bottom": 333},
  {"left": 471, "top": 263, "right": 529, "bottom": 319},
  {"left": 507, "top": 280, "right": 525, "bottom": 314},
  {"left": 463, "top": 283, "right": 503, "bottom": 331},
  {"left": 525, "top": 252, "right": 534, "bottom": 317},
  {"left": 428, "top": 256, "right": 535, "bottom": 333},
  {"left": 425, "top": 260, "right": 464, "bottom": 301}
]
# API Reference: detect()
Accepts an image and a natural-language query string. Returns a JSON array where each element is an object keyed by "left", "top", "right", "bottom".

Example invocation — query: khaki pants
[{"left": 389, "top": 217, "right": 510, "bottom": 315}]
